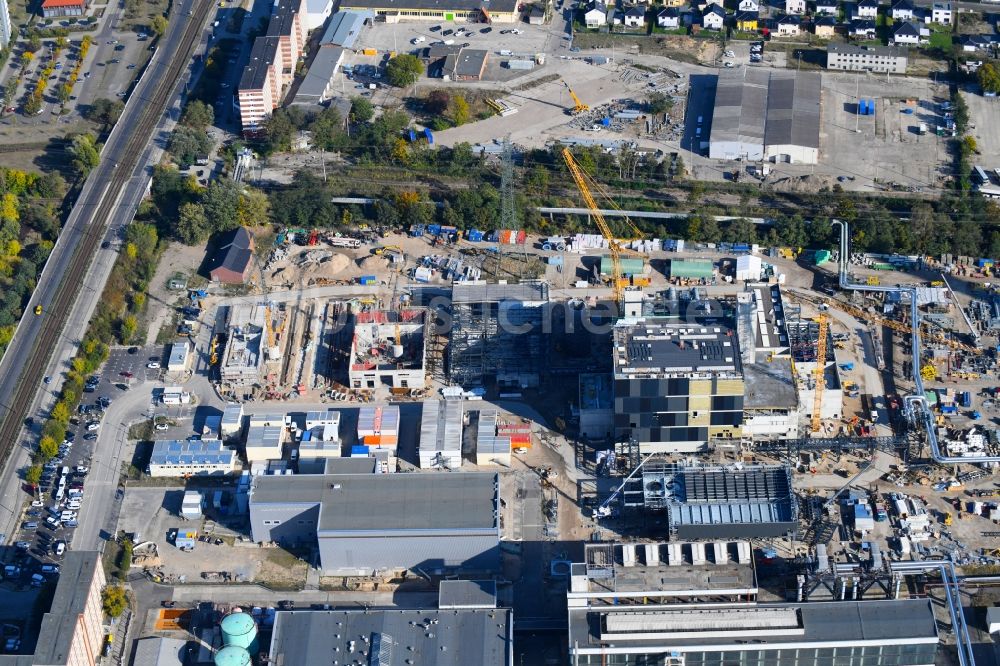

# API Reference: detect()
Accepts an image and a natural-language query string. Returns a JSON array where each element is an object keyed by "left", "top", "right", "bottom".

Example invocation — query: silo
[
  {"left": 220, "top": 611, "right": 259, "bottom": 655},
  {"left": 214, "top": 646, "right": 251, "bottom": 666}
]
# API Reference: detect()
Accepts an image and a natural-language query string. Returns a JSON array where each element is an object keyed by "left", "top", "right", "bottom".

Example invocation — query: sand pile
[{"left": 357, "top": 255, "right": 385, "bottom": 271}]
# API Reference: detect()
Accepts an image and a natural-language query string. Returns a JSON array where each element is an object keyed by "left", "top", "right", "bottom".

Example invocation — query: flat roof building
[
  {"left": 613, "top": 320, "right": 744, "bottom": 453},
  {"left": 167, "top": 341, "right": 189, "bottom": 373},
  {"left": 338, "top": 0, "right": 517, "bottom": 23},
  {"left": 148, "top": 439, "right": 237, "bottom": 477},
  {"left": 475, "top": 408, "right": 513, "bottom": 467},
  {"left": 419, "top": 399, "right": 464, "bottom": 469},
  {"left": 292, "top": 47, "right": 345, "bottom": 106},
  {"left": 827, "top": 43, "right": 908, "bottom": 73},
  {"left": 249, "top": 472, "right": 500, "bottom": 575},
  {"left": 3, "top": 551, "right": 107, "bottom": 666},
  {"left": 579, "top": 373, "right": 613, "bottom": 440},
  {"left": 709, "top": 68, "right": 821, "bottom": 164},
  {"left": 349, "top": 309, "right": 428, "bottom": 390},
  {"left": 245, "top": 425, "right": 285, "bottom": 463},
  {"left": 268, "top": 607, "right": 513, "bottom": 665},
  {"left": 452, "top": 48, "right": 488, "bottom": 80},
  {"left": 238, "top": 36, "right": 284, "bottom": 132},
  {"left": 220, "top": 403, "right": 245, "bottom": 439}
]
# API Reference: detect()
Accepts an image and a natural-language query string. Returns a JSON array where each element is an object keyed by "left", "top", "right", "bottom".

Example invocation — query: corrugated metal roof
[
  {"left": 320, "top": 10, "right": 371, "bottom": 48},
  {"left": 764, "top": 70, "right": 820, "bottom": 149}
]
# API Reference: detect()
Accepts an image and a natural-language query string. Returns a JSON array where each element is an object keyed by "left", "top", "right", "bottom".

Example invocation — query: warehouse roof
[
  {"left": 342, "top": 0, "right": 517, "bottom": 13},
  {"left": 613, "top": 320, "right": 742, "bottom": 376},
  {"left": 240, "top": 36, "right": 281, "bottom": 90},
  {"left": 711, "top": 67, "right": 769, "bottom": 147},
  {"left": 764, "top": 70, "right": 820, "bottom": 149},
  {"left": 269, "top": 608, "right": 512, "bottom": 666},
  {"left": 320, "top": 10, "right": 371, "bottom": 47},
  {"left": 250, "top": 472, "right": 499, "bottom": 532},
  {"left": 150, "top": 439, "right": 235, "bottom": 467},
  {"left": 572, "top": 599, "right": 938, "bottom": 649},
  {"left": 131, "top": 637, "right": 187, "bottom": 666},
  {"left": 295, "top": 47, "right": 344, "bottom": 102},
  {"left": 439, "top": 580, "right": 497, "bottom": 608},
  {"left": 453, "top": 48, "right": 488, "bottom": 77}
]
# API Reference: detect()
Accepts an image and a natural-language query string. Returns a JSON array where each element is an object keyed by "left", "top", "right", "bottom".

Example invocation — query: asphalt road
[{"left": 0, "top": 0, "right": 216, "bottom": 548}]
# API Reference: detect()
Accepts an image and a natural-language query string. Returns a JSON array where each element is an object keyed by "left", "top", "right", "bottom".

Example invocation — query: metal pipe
[
  {"left": 890, "top": 560, "right": 975, "bottom": 666},
  {"left": 832, "top": 220, "right": 1000, "bottom": 463}
]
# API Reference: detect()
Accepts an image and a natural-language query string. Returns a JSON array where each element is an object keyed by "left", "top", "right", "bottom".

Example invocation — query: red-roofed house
[{"left": 41, "top": 0, "right": 86, "bottom": 18}]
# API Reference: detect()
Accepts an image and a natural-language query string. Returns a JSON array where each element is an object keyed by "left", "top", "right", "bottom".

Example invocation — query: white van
[{"left": 54, "top": 486, "right": 64, "bottom": 501}]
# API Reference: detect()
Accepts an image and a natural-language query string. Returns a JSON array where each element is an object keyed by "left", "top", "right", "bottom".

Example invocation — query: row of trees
[{"left": 167, "top": 100, "right": 215, "bottom": 167}]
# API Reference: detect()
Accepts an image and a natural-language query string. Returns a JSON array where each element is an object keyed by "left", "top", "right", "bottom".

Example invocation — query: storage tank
[
  {"left": 220, "top": 611, "right": 259, "bottom": 654},
  {"left": 214, "top": 646, "right": 251, "bottom": 666}
]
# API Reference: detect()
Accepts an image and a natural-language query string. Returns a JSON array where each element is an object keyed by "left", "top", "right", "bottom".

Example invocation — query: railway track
[{"left": 0, "top": 3, "right": 213, "bottom": 478}]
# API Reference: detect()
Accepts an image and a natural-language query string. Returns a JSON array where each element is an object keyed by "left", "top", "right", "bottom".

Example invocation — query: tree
[
  {"left": 176, "top": 202, "right": 210, "bottom": 244},
  {"left": 963, "top": 135, "right": 979, "bottom": 155},
  {"left": 150, "top": 15, "right": 168, "bottom": 36},
  {"left": 263, "top": 109, "right": 295, "bottom": 153},
  {"left": 180, "top": 100, "right": 214, "bottom": 130},
  {"left": 51, "top": 401, "right": 71, "bottom": 423},
  {"left": 646, "top": 91, "right": 673, "bottom": 114},
  {"left": 25, "top": 464, "right": 42, "bottom": 487},
  {"left": 38, "top": 435, "right": 59, "bottom": 461},
  {"left": 57, "top": 83, "right": 72, "bottom": 105},
  {"left": 68, "top": 133, "right": 101, "bottom": 177},
  {"left": 167, "top": 126, "right": 213, "bottom": 168},
  {"left": 384, "top": 54, "right": 423, "bottom": 87},
  {"left": 85, "top": 98, "right": 125, "bottom": 126},
  {"left": 102, "top": 585, "right": 128, "bottom": 617},
  {"left": 237, "top": 188, "right": 270, "bottom": 227},
  {"left": 202, "top": 178, "right": 242, "bottom": 232},
  {"left": 308, "top": 107, "right": 346, "bottom": 151},
  {"left": 449, "top": 95, "right": 470, "bottom": 126},
  {"left": 978, "top": 62, "right": 1000, "bottom": 95},
  {"left": 22, "top": 94, "right": 41, "bottom": 116},
  {"left": 349, "top": 96, "right": 374, "bottom": 124},
  {"left": 425, "top": 90, "right": 450, "bottom": 115}
]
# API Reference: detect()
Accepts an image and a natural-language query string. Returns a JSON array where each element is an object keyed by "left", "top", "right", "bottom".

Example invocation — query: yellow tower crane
[
  {"left": 811, "top": 314, "right": 828, "bottom": 433},
  {"left": 561, "top": 147, "right": 645, "bottom": 313}
]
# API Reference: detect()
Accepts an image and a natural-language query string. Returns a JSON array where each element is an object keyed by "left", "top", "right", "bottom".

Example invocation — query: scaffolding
[{"left": 447, "top": 283, "right": 549, "bottom": 388}]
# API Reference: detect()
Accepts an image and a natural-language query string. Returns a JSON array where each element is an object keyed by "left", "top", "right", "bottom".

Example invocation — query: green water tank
[
  {"left": 214, "top": 646, "right": 251, "bottom": 666},
  {"left": 220, "top": 611, "right": 258, "bottom": 654}
]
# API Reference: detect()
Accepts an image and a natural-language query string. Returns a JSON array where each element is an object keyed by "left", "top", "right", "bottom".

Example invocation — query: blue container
[
  {"left": 868, "top": 99, "right": 876, "bottom": 116},
  {"left": 427, "top": 224, "right": 442, "bottom": 236},
  {"left": 424, "top": 128, "right": 434, "bottom": 144},
  {"left": 351, "top": 445, "right": 369, "bottom": 457},
  {"left": 301, "top": 431, "right": 312, "bottom": 441},
  {"left": 467, "top": 229, "right": 484, "bottom": 242},
  {"left": 358, "top": 275, "right": 377, "bottom": 285},
  {"left": 601, "top": 117, "right": 611, "bottom": 126},
  {"left": 410, "top": 224, "right": 425, "bottom": 237},
  {"left": 941, "top": 405, "right": 958, "bottom": 415},
  {"left": 440, "top": 225, "right": 457, "bottom": 235},
  {"left": 406, "top": 129, "right": 417, "bottom": 142},
  {"left": 733, "top": 243, "right": 750, "bottom": 254}
]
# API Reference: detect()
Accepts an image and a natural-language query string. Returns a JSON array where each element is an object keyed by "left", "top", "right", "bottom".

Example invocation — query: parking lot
[{"left": 961, "top": 85, "right": 1000, "bottom": 159}]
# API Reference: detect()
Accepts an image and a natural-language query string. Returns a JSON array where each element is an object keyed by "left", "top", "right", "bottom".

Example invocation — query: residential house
[
  {"left": 738, "top": 0, "right": 759, "bottom": 10},
  {"left": 892, "top": 20, "right": 920, "bottom": 43},
  {"left": 208, "top": 227, "right": 255, "bottom": 284},
  {"left": 623, "top": 4, "right": 645, "bottom": 26},
  {"left": 928, "top": 1, "right": 951, "bottom": 24},
  {"left": 776, "top": 13, "right": 802, "bottom": 34},
  {"left": 849, "top": 18, "right": 877, "bottom": 38},
  {"left": 611, "top": 8, "right": 622, "bottom": 23},
  {"left": 734, "top": 9, "right": 758, "bottom": 30},
  {"left": 855, "top": 0, "right": 878, "bottom": 18},
  {"left": 662, "top": 0, "right": 684, "bottom": 6},
  {"left": 814, "top": 14, "right": 837, "bottom": 35},
  {"left": 657, "top": 6, "right": 681, "bottom": 27},
  {"left": 785, "top": 0, "right": 806, "bottom": 14},
  {"left": 960, "top": 34, "right": 998, "bottom": 52},
  {"left": 814, "top": 0, "right": 837, "bottom": 14},
  {"left": 583, "top": 0, "right": 608, "bottom": 26},
  {"left": 890, "top": 0, "right": 914, "bottom": 20},
  {"left": 702, "top": 3, "right": 725, "bottom": 29}
]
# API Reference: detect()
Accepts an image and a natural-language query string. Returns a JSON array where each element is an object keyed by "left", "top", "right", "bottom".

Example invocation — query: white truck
[{"left": 328, "top": 237, "right": 361, "bottom": 248}]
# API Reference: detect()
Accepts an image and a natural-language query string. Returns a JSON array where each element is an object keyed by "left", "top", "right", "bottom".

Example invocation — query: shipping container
[
  {"left": 424, "top": 128, "right": 434, "bottom": 144},
  {"left": 427, "top": 224, "right": 442, "bottom": 236},
  {"left": 959, "top": 391, "right": 972, "bottom": 408},
  {"left": 358, "top": 276, "right": 377, "bottom": 285},
  {"left": 505, "top": 59, "right": 535, "bottom": 70},
  {"left": 467, "top": 229, "right": 484, "bottom": 242}
]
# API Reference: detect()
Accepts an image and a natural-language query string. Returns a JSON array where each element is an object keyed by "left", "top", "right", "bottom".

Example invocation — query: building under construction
[
  {"left": 447, "top": 282, "right": 549, "bottom": 389},
  {"left": 622, "top": 461, "right": 798, "bottom": 539},
  {"left": 219, "top": 303, "right": 269, "bottom": 387},
  {"left": 348, "top": 309, "right": 428, "bottom": 390},
  {"left": 787, "top": 320, "right": 843, "bottom": 423}
]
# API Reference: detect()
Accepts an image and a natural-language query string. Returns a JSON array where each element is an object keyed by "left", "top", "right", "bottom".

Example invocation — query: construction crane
[
  {"left": 564, "top": 82, "right": 589, "bottom": 115},
  {"left": 811, "top": 315, "right": 828, "bottom": 433},
  {"left": 794, "top": 291, "right": 983, "bottom": 356},
  {"left": 561, "top": 147, "right": 645, "bottom": 313},
  {"left": 596, "top": 452, "right": 657, "bottom": 518}
]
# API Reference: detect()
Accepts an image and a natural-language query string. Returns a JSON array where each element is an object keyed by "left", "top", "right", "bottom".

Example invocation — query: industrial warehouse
[{"left": 708, "top": 68, "right": 822, "bottom": 164}]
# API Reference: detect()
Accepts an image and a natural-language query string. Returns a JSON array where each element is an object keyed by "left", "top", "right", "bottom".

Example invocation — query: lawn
[{"left": 927, "top": 31, "right": 952, "bottom": 49}]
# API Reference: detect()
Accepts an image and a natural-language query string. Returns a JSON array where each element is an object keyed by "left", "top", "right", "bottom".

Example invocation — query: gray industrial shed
[{"left": 249, "top": 472, "right": 500, "bottom": 575}]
